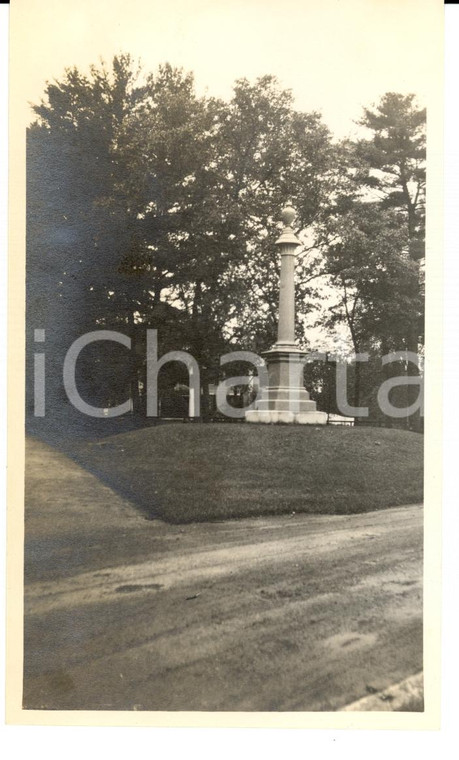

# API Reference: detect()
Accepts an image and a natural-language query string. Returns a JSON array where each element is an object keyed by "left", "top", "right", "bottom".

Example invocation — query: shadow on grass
[{"left": 27, "top": 417, "right": 424, "bottom": 524}]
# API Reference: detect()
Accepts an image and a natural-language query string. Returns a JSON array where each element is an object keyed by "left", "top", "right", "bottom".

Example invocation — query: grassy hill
[{"left": 72, "top": 424, "right": 423, "bottom": 523}]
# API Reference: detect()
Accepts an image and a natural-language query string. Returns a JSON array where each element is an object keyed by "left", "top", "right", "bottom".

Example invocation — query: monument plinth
[{"left": 246, "top": 205, "right": 327, "bottom": 425}]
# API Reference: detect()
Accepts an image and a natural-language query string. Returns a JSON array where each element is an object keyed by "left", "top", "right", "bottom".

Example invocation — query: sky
[{"left": 12, "top": 0, "right": 441, "bottom": 139}]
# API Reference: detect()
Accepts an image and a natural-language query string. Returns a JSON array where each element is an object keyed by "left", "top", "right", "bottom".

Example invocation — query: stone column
[
  {"left": 276, "top": 205, "right": 300, "bottom": 347},
  {"left": 245, "top": 205, "right": 327, "bottom": 425}
]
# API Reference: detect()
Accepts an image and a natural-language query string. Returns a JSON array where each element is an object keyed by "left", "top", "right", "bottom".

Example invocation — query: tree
[
  {"left": 355, "top": 93, "right": 426, "bottom": 357},
  {"left": 314, "top": 94, "right": 426, "bottom": 428},
  {"left": 356, "top": 93, "right": 425, "bottom": 259},
  {"left": 110, "top": 72, "right": 336, "bottom": 413},
  {"left": 28, "top": 58, "right": 238, "bottom": 419},
  {"left": 356, "top": 94, "right": 425, "bottom": 429},
  {"left": 211, "top": 75, "right": 335, "bottom": 352},
  {"left": 32, "top": 60, "right": 411, "bottom": 432},
  {"left": 318, "top": 201, "right": 421, "bottom": 416},
  {"left": 27, "top": 55, "right": 147, "bottom": 424}
]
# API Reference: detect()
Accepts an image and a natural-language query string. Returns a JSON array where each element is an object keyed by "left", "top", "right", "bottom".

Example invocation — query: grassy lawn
[{"left": 71, "top": 423, "right": 423, "bottom": 523}]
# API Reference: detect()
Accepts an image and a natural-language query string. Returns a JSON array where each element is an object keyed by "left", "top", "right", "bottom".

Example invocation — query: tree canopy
[{"left": 26, "top": 56, "right": 426, "bottom": 429}]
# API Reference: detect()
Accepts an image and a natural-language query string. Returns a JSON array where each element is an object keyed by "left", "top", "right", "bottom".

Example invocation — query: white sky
[{"left": 13, "top": 0, "right": 441, "bottom": 138}]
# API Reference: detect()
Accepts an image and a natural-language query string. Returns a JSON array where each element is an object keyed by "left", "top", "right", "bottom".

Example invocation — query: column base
[
  {"left": 256, "top": 386, "right": 316, "bottom": 413},
  {"left": 245, "top": 410, "right": 328, "bottom": 425},
  {"left": 246, "top": 345, "right": 327, "bottom": 424}
]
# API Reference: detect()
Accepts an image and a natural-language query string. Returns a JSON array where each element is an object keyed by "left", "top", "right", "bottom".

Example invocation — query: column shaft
[{"left": 277, "top": 247, "right": 296, "bottom": 345}]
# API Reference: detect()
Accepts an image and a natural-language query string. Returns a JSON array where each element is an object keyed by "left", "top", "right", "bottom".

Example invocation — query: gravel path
[{"left": 23, "top": 437, "right": 423, "bottom": 711}]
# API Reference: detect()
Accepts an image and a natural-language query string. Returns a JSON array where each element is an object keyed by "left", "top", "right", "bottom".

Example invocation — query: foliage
[
  {"left": 27, "top": 57, "right": 335, "bottom": 419},
  {"left": 27, "top": 62, "right": 425, "bottom": 430},
  {"left": 313, "top": 94, "right": 425, "bottom": 427}
]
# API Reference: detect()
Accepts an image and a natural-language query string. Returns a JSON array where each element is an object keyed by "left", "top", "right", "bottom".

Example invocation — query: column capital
[{"left": 275, "top": 204, "right": 301, "bottom": 247}]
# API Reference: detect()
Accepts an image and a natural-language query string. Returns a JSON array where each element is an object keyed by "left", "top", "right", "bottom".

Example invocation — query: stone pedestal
[
  {"left": 245, "top": 345, "right": 327, "bottom": 424},
  {"left": 246, "top": 205, "right": 327, "bottom": 425}
]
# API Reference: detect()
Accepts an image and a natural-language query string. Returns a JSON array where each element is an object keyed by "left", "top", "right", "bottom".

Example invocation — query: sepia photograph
[{"left": 7, "top": 0, "right": 443, "bottom": 727}]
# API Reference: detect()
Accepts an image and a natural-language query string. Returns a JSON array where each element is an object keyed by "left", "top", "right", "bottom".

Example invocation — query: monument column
[
  {"left": 275, "top": 205, "right": 300, "bottom": 347},
  {"left": 245, "top": 205, "right": 327, "bottom": 425}
]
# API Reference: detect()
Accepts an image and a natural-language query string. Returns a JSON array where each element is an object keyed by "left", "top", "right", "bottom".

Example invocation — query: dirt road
[{"left": 23, "top": 438, "right": 423, "bottom": 711}]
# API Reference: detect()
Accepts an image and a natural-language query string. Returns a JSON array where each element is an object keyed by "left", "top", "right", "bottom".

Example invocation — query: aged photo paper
[{"left": 7, "top": 0, "right": 443, "bottom": 728}]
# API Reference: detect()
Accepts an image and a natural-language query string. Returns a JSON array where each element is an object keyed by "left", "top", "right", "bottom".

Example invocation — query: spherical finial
[{"left": 280, "top": 204, "right": 297, "bottom": 227}]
